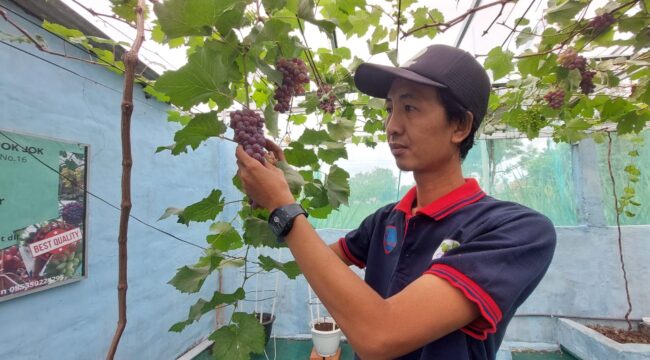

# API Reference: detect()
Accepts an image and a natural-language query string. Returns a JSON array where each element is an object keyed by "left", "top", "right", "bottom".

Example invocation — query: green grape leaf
[
  {"left": 276, "top": 160, "right": 305, "bottom": 195},
  {"left": 42, "top": 21, "right": 87, "bottom": 43},
  {"left": 172, "top": 112, "right": 227, "bottom": 155},
  {"left": 318, "top": 142, "right": 347, "bottom": 164},
  {"left": 326, "top": 165, "right": 350, "bottom": 207},
  {"left": 484, "top": 47, "right": 514, "bottom": 81},
  {"left": 151, "top": 21, "right": 165, "bottom": 43},
  {"left": 206, "top": 222, "right": 243, "bottom": 251},
  {"left": 327, "top": 118, "right": 355, "bottom": 140},
  {"left": 178, "top": 189, "right": 225, "bottom": 225},
  {"left": 167, "top": 110, "right": 192, "bottom": 126},
  {"left": 408, "top": 7, "right": 444, "bottom": 38},
  {"left": 155, "top": 144, "right": 175, "bottom": 153},
  {"left": 168, "top": 265, "right": 211, "bottom": 293},
  {"left": 154, "top": 0, "right": 241, "bottom": 38},
  {"left": 194, "top": 250, "right": 225, "bottom": 271},
  {"left": 158, "top": 207, "right": 184, "bottom": 221},
  {"left": 209, "top": 312, "right": 265, "bottom": 360},
  {"left": 243, "top": 217, "right": 283, "bottom": 248},
  {"left": 258, "top": 255, "right": 301, "bottom": 279},
  {"left": 110, "top": 0, "right": 141, "bottom": 23},
  {"left": 170, "top": 288, "right": 245, "bottom": 332},
  {"left": 546, "top": 0, "right": 587, "bottom": 27},
  {"left": 304, "top": 182, "right": 329, "bottom": 208},
  {"left": 263, "top": 0, "right": 287, "bottom": 12},
  {"left": 289, "top": 114, "right": 308, "bottom": 125},
  {"left": 154, "top": 42, "right": 239, "bottom": 110},
  {"left": 369, "top": 41, "right": 389, "bottom": 55},
  {"left": 264, "top": 105, "right": 279, "bottom": 138},
  {"left": 284, "top": 142, "right": 318, "bottom": 167},
  {"left": 298, "top": 129, "right": 333, "bottom": 145},
  {"left": 144, "top": 85, "right": 171, "bottom": 103},
  {"left": 617, "top": 111, "right": 646, "bottom": 134},
  {"left": 515, "top": 27, "right": 535, "bottom": 48}
]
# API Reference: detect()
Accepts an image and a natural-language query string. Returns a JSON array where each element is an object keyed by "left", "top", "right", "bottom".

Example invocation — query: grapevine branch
[
  {"left": 401, "top": 0, "right": 515, "bottom": 38},
  {"left": 500, "top": 0, "right": 536, "bottom": 46},
  {"left": 106, "top": 1, "right": 146, "bottom": 359},
  {"left": 296, "top": 17, "right": 323, "bottom": 87},
  {"left": 395, "top": 0, "right": 402, "bottom": 62},
  {"left": 606, "top": 132, "right": 633, "bottom": 331},
  {"left": 481, "top": 0, "right": 510, "bottom": 36},
  {"left": 513, "top": 1, "right": 639, "bottom": 59},
  {"left": 70, "top": 0, "right": 152, "bottom": 31}
]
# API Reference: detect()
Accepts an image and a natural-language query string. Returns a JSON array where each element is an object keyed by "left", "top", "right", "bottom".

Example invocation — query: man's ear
[{"left": 451, "top": 111, "right": 474, "bottom": 145}]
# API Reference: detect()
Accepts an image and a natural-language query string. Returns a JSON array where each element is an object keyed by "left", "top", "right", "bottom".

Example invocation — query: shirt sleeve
[
  {"left": 424, "top": 211, "right": 556, "bottom": 340},
  {"left": 337, "top": 210, "right": 382, "bottom": 269}
]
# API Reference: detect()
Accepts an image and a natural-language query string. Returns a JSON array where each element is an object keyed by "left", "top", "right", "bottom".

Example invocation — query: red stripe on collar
[{"left": 394, "top": 178, "right": 485, "bottom": 220}]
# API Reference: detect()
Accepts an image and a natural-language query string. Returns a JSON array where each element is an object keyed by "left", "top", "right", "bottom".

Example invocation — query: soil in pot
[
  {"left": 314, "top": 321, "right": 339, "bottom": 332},
  {"left": 588, "top": 325, "right": 650, "bottom": 344}
]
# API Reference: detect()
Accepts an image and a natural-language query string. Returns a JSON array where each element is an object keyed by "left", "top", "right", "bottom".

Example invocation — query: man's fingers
[
  {"left": 235, "top": 145, "right": 256, "bottom": 167},
  {"left": 264, "top": 139, "right": 286, "bottom": 161}
]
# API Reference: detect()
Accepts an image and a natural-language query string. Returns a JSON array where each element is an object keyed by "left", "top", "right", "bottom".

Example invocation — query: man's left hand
[{"left": 235, "top": 145, "right": 295, "bottom": 211}]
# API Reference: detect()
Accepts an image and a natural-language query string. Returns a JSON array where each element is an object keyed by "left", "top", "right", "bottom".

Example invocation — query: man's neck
[{"left": 412, "top": 165, "right": 465, "bottom": 214}]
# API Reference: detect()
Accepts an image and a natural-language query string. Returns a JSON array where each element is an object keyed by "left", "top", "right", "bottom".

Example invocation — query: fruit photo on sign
[
  {"left": 13, "top": 218, "right": 84, "bottom": 283},
  {"left": 0, "top": 245, "right": 29, "bottom": 297},
  {"left": 58, "top": 151, "right": 86, "bottom": 201}
]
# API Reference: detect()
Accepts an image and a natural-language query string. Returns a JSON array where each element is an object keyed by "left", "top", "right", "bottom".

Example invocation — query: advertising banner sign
[{"left": 0, "top": 130, "right": 88, "bottom": 301}]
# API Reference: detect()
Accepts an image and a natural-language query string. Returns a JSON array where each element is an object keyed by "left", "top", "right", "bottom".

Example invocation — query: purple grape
[
  {"left": 273, "top": 58, "right": 310, "bottom": 113},
  {"left": 229, "top": 109, "right": 267, "bottom": 164}
]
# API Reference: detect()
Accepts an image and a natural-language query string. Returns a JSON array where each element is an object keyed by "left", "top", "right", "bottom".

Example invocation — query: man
[{"left": 235, "top": 44, "right": 556, "bottom": 360}]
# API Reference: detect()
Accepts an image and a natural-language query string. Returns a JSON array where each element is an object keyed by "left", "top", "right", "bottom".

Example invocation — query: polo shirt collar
[{"left": 394, "top": 178, "right": 485, "bottom": 220}]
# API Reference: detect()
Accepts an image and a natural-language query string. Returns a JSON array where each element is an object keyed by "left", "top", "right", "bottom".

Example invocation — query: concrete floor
[{"left": 194, "top": 339, "right": 581, "bottom": 359}]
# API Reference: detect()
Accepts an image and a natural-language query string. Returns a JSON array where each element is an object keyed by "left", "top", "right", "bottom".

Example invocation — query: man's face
[{"left": 385, "top": 78, "right": 464, "bottom": 173}]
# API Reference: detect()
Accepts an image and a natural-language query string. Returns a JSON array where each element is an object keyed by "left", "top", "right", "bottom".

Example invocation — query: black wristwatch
[{"left": 268, "top": 203, "right": 308, "bottom": 241}]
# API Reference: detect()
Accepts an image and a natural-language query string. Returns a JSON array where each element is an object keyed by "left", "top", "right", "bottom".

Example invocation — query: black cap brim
[{"left": 354, "top": 63, "right": 448, "bottom": 99}]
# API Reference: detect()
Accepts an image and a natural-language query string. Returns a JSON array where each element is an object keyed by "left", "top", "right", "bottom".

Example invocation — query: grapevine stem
[
  {"left": 243, "top": 51, "right": 250, "bottom": 109},
  {"left": 606, "top": 132, "right": 633, "bottom": 331}
]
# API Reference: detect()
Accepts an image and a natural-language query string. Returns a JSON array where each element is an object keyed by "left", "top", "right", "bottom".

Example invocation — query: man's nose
[{"left": 385, "top": 112, "right": 403, "bottom": 137}]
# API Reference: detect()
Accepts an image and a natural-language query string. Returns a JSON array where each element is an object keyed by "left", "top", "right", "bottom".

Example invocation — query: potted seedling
[{"left": 309, "top": 286, "right": 342, "bottom": 357}]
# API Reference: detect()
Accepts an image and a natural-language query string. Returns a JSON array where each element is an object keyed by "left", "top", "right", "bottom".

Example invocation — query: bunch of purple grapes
[
  {"left": 229, "top": 109, "right": 266, "bottom": 163},
  {"left": 558, "top": 49, "right": 587, "bottom": 71},
  {"left": 273, "top": 58, "right": 309, "bottom": 113},
  {"left": 62, "top": 202, "right": 84, "bottom": 226},
  {"left": 317, "top": 84, "right": 336, "bottom": 114},
  {"left": 580, "top": 70, "right": 596, "bottom": 95},
  {"left": 544, "top": 89, "right": 565, "bottom": 110},
  {"left": 588, "top": 13, "right": 616, "bottom": 34},
  {"left": 558, "top": 48, "right": 598, "bottom": 95}
]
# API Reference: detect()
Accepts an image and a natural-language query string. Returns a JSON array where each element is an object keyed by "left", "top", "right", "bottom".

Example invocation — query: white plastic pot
[{"left": 310, "top": 317, "right": 342, "bottom": 357}]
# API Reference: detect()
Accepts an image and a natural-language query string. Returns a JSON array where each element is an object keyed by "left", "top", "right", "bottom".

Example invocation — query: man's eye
[
  {"left": 405, "top": 105, "right": 415, "bottom": 112},
  {"left": 385, "top": 107, "right": 393, "bottom": 113}
]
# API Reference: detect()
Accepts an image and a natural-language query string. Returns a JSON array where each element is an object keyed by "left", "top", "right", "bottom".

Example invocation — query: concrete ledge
[
  {"left": 505, "top": 341, "right": 559, "bottom": 352},
  {"left": 558, "top": 318, "right": 650, "bottom": 360}
]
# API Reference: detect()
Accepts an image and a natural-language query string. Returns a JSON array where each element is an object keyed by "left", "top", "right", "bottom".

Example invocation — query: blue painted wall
[{"left": 0, "top": 2, "right": 222, "bottom": 358}]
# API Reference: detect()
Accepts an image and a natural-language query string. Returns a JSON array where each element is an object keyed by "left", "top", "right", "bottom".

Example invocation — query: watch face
[{"left": 270, "top": 212, "right": 285, "bottom": 236}]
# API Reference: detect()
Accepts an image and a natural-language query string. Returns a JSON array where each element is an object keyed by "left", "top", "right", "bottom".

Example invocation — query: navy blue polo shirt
[{"left": 338, "top": 178, "right": 556, "bottom": 360}]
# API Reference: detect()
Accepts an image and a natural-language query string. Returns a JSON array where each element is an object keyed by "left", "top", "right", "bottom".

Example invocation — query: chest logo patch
[
  {"left": 383, "top": 225, "right": 398, "bottom": 254},
  {"left": 432, "top": 239, "right": 461, "bottom": 260}
]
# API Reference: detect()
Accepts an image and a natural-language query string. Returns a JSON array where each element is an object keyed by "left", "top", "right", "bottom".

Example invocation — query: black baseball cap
[{"left": 354, "top": 44, "right": 491, "bottom": 125}]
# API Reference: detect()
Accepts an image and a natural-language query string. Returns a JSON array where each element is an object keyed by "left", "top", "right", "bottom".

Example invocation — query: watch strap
[{"left": 269, "top": 203, "right": 308, "bottom": 241}]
